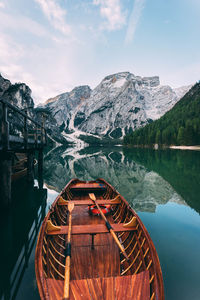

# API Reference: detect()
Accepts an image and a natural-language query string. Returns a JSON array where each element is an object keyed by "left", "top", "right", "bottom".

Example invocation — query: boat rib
[{"left": 35, "top": 178, "right": 164, "bottom": 299}]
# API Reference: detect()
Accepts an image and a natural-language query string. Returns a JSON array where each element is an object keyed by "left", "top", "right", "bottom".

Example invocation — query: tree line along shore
[{"left": 124, "top": 82, "right": 200, "bottom": 147}]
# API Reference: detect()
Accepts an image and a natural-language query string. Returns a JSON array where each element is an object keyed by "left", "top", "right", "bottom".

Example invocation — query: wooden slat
[
  {"left": 46, "top": 271, "right": 150, "bottom": 299},
  {"left": 115, "top": 275, "right": 132, "bottom": 299},
  {"left": 70, "top": 183, "right": 106, "bottom": 190},
  {"left": 46, "top": 270, "right": 150, "bottom": 299},
  {"left": 70, "top": 278, "right": 92, "bottom": 299},
  {"left": 87, "top": 278, "right": 104, "bottom": 300},
  {"left": 46, "top": 279, "right": 64, "bottom": 300},
  {"left": 129, "top": 270, "right": 150, "bottom": 299},
  {"left": 47, "top": 223, "right": 136, "bottom": 236},
  {"left": 102, "top": 276, "right": 115, "bottom": 300},
  {"left": 58, "top": 199, "right": 120, "bottom": 206}
]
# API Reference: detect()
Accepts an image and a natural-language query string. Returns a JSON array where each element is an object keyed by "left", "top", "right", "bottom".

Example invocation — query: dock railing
[
  {"left": 0, "top": 98, "right": 48, "bottom": 206},
  {"left": 0, "top": 97, "right": 47, "bottom": 151}
]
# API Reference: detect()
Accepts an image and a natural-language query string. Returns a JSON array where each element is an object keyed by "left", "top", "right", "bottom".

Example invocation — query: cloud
[
  {"left": 34, "top": 0, "right": 71, "bottom": 35},
  {"left": 0, "top": 34, "right": 24, "bottom": 61},
  {"left": 93, "top": 0, "right": 126, "bottom": 31},
  {"left": 0, "top": 11, "right": 50, "bottom": 38},
  {"left": 0, "top": 1, "right": 5, "bottom": 9},
  {"left": 125, "top": 0, "right": 146, "bottom": 44},
  {"left": 0, "top": 35, "right": 33, "bottom": 89},
  {"left": 0, "top": 30, "right": 81, "bottom": 104}
]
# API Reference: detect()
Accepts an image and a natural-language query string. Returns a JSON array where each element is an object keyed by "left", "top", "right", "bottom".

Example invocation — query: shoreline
[
  {"left": 124, "top": 144, "right": 200, "bottom": 151},
  {"left": 169, "top": 145, "right": 200, "bottom": 151}
]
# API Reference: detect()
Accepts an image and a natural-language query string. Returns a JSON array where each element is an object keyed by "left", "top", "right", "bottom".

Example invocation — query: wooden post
[
  {"left": 1, "top": 102, "right": 9, "bottom": 150},
  {"left": 38, "top": 149, "right": 43, "bottom": 189},
  {"left": 41, "top": 113, "right": 47, "bottom": 145},
  {"left": 27, "top": 151, "right": 34, "bottom": 184},
  {"left": 0, "top": 152, "right": 12, "bottom": 207},
  {"left": 24, "top": 110, "right": 28, "bottom": 150},
  {"left": 35, "top": 125, "right": 38, "bottom": 147}
]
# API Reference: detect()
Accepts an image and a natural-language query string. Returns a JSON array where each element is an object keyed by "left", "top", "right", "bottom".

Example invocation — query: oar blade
[
  {"left": 89, "top": 193, "right": 96, "bottom": 201},
  {"left": 68, "top": 202, "right": 74, "bottom": 213}
]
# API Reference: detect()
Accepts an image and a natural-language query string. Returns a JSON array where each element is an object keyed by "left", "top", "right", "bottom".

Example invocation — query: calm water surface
[{"left": 1, "top": 147, "right": 200, "bottom": 300}]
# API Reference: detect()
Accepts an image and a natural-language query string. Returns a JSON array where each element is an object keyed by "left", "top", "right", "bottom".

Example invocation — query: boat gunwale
[
  {"left": 98, "top": 178, "right": 164, "bottom": 300},
  {"left": 35, "top": 178, "right": 75, "bottom": 300},
  {"left": 35, "top": 178, "right": 164, "bottom": 300}
]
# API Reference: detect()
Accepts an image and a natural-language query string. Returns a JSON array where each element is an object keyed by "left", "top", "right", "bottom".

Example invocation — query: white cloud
[
  {"left": 34, "top": 0, "right": 71, "bottom": 35},
  {"left": 0, "top": 30, "right": 82, "bottom": 104},
  {"left": 125, "top": 0, "right": 146, "bottom": 44},
  {"left": 0, "top": 34, "right": 24, "bottom": 61},
  {"left": 0, "top": 11, "right": 50, "bottom": 38},
  {"left": 0, "top": 1, "right": 5, "bottom": 9},
  {"left": 93, "top": 0, "right": 126, "bottom": 31}
]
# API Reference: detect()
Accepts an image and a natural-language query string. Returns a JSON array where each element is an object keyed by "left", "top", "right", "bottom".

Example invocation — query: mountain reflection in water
[
  {"left": 43, "top": 146, "right": 199, "bottom": 213},
  {"left": 2, "top": 146, "right": 198, "bottom": 300}
]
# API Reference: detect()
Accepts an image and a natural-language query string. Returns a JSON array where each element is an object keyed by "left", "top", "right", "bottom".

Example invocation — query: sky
[{"left": 0, "top": 0, "right": 200, "bottom": 104}]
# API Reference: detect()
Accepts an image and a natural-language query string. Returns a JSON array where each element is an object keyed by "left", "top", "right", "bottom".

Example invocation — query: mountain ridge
[
  {"left": 124, "top": 81, "right": 200, "bottom": 146},
  {"left": 39, "top": 71, "right": 191, "bottom": 146},
  {"left": 0, "top": 72, "right": 192, "bottom": 147}
]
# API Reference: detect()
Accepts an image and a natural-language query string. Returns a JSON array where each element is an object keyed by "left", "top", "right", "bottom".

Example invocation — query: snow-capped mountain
[{"left": 40, "top": 72, "right": 191, "bottom": 145}]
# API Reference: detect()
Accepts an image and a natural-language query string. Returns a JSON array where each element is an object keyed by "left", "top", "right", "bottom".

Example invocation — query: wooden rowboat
[{"left": 35, "top": 178, "right": 164, "bottom": 300}]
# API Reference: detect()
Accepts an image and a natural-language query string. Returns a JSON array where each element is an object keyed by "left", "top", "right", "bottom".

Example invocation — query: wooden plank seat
[
  {"left": 47, "top": 223, "right": 136, "bottom": 236},
  {"left": 58, "top": 199, "right": 121, "bottom": 206},
  {"left": 46, "top": 270, "right": 150, "bottom": 300},
  {"left": 70, "top": 183, "right": 106, "bottom": 190}
]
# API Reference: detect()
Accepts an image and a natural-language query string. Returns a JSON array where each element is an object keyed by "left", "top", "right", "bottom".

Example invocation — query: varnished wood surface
[
  {"left": 46, "top": 270, "right": 149, "bottom": 300},
  {"left": 47, "top": 223, "right": 136, "bottom": 235},
  {"left": 69, "top": 199, "right": 121, "bottom": 280},
  {"left": 35, "top": 178, "right": 164, "bottom": 300},
  {"left": 58, "top": 199, "right": 120, "bottom": 205},
  {"left": 70, "top": 182, "right": 106, "bottom": 190}
]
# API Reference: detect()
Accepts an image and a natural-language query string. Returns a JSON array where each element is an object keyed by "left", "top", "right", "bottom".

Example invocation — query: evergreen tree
[
  {"left": 177, "top": 127, "right": 185, "bottom": 145},
  {"left": 123, "top": 82, "right": 200, "bottom": 146}
]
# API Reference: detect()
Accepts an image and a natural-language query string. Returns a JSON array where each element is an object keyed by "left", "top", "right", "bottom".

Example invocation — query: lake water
[{"left": 1, "top": 147, "right": 200, "bottom": 300}]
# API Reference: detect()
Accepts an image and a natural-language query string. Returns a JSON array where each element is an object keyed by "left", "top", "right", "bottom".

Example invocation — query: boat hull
[{"left": 35, "top": 178, "right": 164, "bottom": 299}]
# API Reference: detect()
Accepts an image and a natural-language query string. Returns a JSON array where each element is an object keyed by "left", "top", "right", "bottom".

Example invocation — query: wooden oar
[
  {"left": 63, "top": 202, "right": 74, "bottom": 300},
  {"left": 89, "top": 193, "right": 129, "bottom": 261}
]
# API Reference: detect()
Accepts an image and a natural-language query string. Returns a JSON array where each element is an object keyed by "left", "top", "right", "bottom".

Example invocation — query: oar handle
[
  {"left": 63, "top": 205, "right": 74, "bottom": 300},
  {"left": 63, "top": 256, "right": 71, "bottom": 300}
]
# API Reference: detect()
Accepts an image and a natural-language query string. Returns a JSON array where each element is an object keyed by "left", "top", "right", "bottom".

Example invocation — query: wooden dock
[{"left": 0, "top": 98, "right": 48, "bottom": 207}]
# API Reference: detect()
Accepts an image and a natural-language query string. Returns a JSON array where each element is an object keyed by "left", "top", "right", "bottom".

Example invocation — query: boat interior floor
[
  {"left": 46, "top": 270, "right": 150, "bottom": 300},
  {"left": 70, "top": 195, "right": 120, "bottom": 280},
  {"left": 46, "top": 190, "right": 150, "bottom": 299}
]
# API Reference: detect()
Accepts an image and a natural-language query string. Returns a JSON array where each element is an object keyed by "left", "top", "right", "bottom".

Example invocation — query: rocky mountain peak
[
  {"left": 1, "top": 72, "right": 191, "bottom": 147},
  {"left": 0, "top": 74, "right": 34, "bottom": 110},
  {"left": 70, "top": 85, "right": 91, "bottom": 99},
  {"left": 45, "top": 85, "right": 91, "bottom": 106},
  {"left": 100, "top": 72, "right": 160, "bottom": 90},
  {"left": 39, "top": 71, "right": 191, "bottom": 146},
  {"left": 142, "top": 76, "right": 160, "bottom": 87},
  {"left": 0, "top": 74, "right": 11, "bottom": 97}
]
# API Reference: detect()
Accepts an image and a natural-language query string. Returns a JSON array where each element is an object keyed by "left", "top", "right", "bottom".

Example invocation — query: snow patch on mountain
[
  {"left": 113, "top": 77, "right": 127, "bottom": 88},
  {"left": 39, "top": 72, "right": 192, "bottom": 146}
]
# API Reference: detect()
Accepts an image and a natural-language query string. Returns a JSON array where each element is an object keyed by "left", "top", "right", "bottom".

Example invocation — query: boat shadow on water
[{"left": 0, "top": 184, "right": 47, "bottom": 300}]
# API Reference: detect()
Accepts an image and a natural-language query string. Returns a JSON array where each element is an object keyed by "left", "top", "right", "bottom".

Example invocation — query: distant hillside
[{"left": 124, "top": 82, "right": 200, "bottom": 146}]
